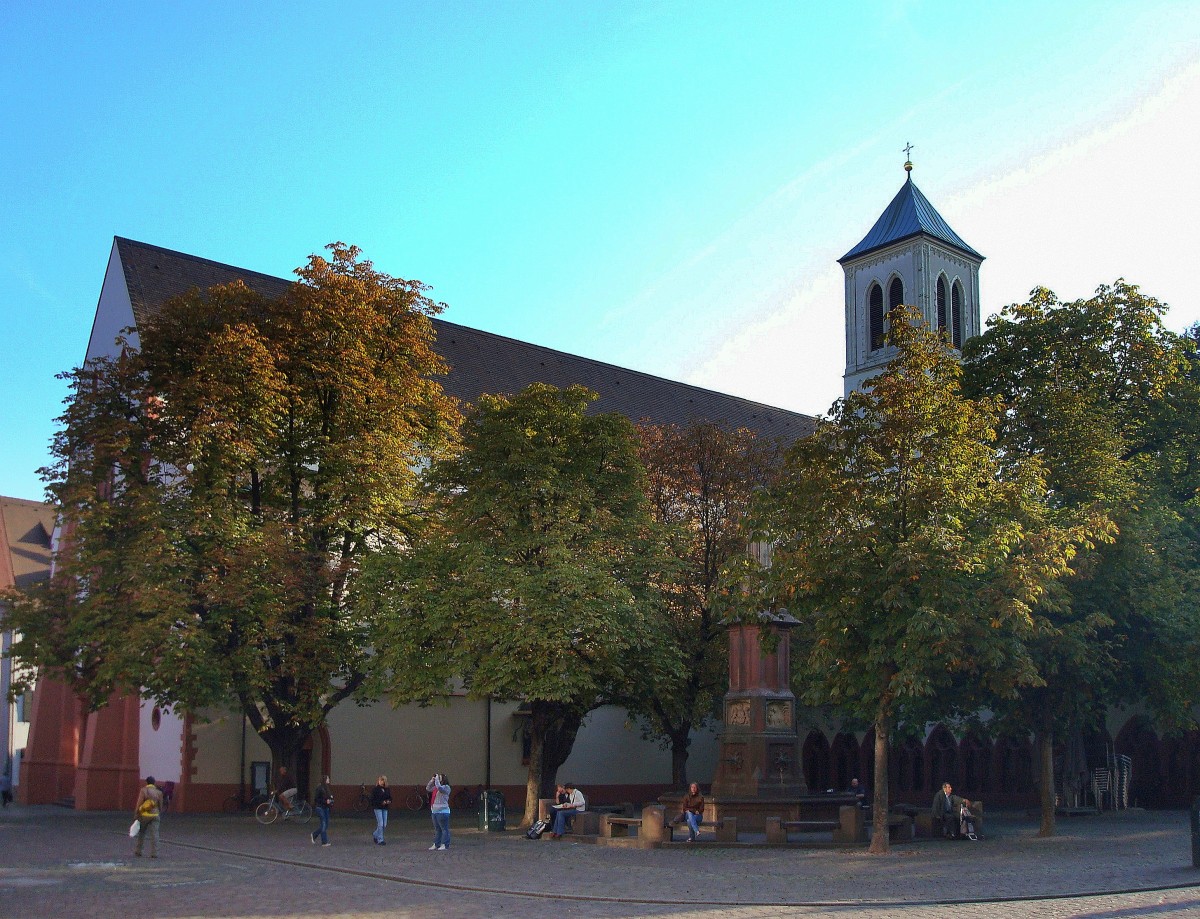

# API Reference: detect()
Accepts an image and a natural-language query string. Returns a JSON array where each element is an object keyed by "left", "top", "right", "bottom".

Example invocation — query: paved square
[{"left": 2, "top": 806, "right": 1198, "bottom": 917}]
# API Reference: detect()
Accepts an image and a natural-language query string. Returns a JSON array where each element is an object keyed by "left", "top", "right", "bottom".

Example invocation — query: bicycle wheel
[
  {"left": 405, "top": 789, "right": 425, "bottom": 811},
  {"left": 294, "top": 800, "right": 312, "bottom": 823},
  {"left": 223, "top": 793, "right": 242, "bottom": 814},
  {"left": 255, "top": 801, "right": 278, "bottom": 825}
]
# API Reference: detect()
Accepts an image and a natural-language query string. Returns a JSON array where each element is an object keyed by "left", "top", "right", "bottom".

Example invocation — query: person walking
[
  {"left": 369, "top": 775, "right": 392, "bottom": 845},
  {"left": 132, "top": 776, "right": 164, "bottom": 858},
  {"left": 311, "top": 775, "right": 333, "bottom": 846},
  {"left": 0, "top": 772, "right": 12, "bottom": 808},
  {"left": 427, "top": 772, "right": 451, "bottom": 850}
]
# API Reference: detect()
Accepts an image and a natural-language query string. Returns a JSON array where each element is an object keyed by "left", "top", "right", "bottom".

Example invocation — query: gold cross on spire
[{"left": 903, "top": 142, "right": 914, "bottom": 172}]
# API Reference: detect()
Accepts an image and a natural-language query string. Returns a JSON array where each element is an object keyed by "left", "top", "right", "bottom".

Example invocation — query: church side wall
[{"left": 179, "top": 698, "right": 718, "bottom": 812}]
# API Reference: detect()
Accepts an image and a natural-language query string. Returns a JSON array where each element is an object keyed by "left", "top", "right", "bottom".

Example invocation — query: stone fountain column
[{"left": 711, "top": 611, "right": 805, "bottom": 797}]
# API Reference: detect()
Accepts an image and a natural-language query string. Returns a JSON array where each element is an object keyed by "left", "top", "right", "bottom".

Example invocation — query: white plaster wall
[
  {"left": 558, "top": 707, "right": 719, "bottom": 785},
  {"left": 85, "top": 243, "right": 138, "bottom": 362},
  {"left": 139, "top": 701, "right": 183, "bottom": 783},
  {"left": 186, "top": 697, "right": 720, "bottom": 792}
]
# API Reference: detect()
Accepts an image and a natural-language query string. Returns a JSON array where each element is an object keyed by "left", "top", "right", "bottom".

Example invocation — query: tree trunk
[
  {"left": 520, "top": 701, "right": 585, "bottom": 827},
  {"left": 869, "top": 711, "right": 892, "bottom": 854},
  {"left": 669, "top": 723, "right": 692, "bottom": 788},
  {"left": 1035, "top": 713, "right": 1056, "bottom": 838},
  {"left": 259, "top": 724, "right": 312, "bottom": 802}
]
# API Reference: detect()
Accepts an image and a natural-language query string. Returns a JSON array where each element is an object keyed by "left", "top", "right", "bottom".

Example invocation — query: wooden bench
[{"left": 766, "top": 806, "right": 864, "bottom": 844}]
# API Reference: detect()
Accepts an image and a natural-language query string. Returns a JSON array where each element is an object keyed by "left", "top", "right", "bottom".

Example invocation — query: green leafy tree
[
  {"left": 5, "top": 243, "right": 459, "bottom": 788},
  {"left": 629, "top": 421, "right": 783, "bottom": 787},
  {"left": 747, "top": 306, "right": 1095, "bottom": 853},
  {"left": 963, "top": 281, "right": 1200, "bottom": 833},
  {"left": 366, "top": 383, "right": 671, "bottom": 825}
]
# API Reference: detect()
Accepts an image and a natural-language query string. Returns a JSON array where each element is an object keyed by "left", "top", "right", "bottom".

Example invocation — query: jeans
[
  {"left": 134, "top": 816, "right": 159, "bottom": 856},
  {"left": 684, "top": 811, "right": 702, "bottom": 840},
  {"left": 551, "top": 808, "right": 577, "bottom": 836},
  {"left": 432, "top": 810, "right": 451, "bottom": 847},
  {"left": 313, "top": 805, "right": 330, "bottom": 844},
  {"left": 373, "top": 808, "right": 388, "bottom": 843}
]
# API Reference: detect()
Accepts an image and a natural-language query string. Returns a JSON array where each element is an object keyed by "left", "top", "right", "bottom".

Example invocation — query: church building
[{"left": 19, "top": 166, "right": 1196, "bottom": 813}]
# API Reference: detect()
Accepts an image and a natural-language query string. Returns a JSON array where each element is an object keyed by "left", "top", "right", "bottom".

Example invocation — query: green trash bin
[{"left": 478, "top": 789, "right": 506, "bottom": 831}]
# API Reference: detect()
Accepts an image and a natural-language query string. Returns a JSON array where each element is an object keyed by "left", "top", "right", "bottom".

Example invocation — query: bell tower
[{"left": 839, "top": 154, "right": 984, "bottom": 397}]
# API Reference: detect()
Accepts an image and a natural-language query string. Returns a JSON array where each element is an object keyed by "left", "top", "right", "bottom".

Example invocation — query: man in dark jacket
[{"left": 931, "top": 782, "right": 961, "bottom": 838}]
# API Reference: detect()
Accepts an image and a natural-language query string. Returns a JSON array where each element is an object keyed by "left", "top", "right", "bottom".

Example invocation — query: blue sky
[{"left": 3, "top": 1, "right": 1198, "bottom": 502}]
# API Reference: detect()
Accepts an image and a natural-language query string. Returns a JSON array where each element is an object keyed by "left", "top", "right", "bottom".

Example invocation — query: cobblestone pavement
[{"left": 2, "top": 805, "right": 1199, "bottom": 918}]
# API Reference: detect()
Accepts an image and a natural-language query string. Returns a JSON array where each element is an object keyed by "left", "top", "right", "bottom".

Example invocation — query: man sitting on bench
[{"left": 549, "top": 782, "right": 586, "bottom": 838}]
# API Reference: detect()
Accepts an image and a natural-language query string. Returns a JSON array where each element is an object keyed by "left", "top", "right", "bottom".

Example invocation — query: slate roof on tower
[
  {"left": 838, "top": 175, "right": 983, "bottom": 264},
  {"left": 112, "top": 238, "right": 816, "bottom": 443}
]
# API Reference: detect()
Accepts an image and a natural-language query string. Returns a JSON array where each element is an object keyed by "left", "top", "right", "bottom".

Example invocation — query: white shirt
[{"left": 556, "top": 788, "right": 585, "bottom": 812}]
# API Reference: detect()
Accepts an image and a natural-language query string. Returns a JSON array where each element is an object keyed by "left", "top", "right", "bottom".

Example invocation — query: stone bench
[
  {"left": 599, "top": 804, "right": 666, "bottom": 843},
  {"left": 913, "top": 800, "right": 984, "bottom": 839},
  {"left": 537, "top": 798, "right": 600, "bottom": 836},
  {"left": 664, "top": 814, "right": 738, "bottom": 843},
  {"left": 766, "top": 806, "right": 865, "bottom": 844},
  {"left": 886, "top": 813, "right": 914, "bottom": 841}
]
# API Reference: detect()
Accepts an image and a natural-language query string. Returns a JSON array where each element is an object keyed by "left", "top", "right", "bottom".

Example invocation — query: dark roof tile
[{"left": 113, "top": 238, "right": 815, "bottom": 442}]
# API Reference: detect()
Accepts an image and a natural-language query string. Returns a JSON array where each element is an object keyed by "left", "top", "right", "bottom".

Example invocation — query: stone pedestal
[{"left": 707, "top": 612, "right": 809, "bottom": 832}]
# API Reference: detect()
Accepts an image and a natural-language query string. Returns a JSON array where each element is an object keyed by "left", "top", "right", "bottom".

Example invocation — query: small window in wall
[
  {"left": 868, "top": 283, "right": 885, "bottom": 351},
  {"left": 16, "top": 691, "right": 30, "bottom": 723},
  {"left": 251, "top": 761, "right": 271, "bottom": 796},
  {"left": 937, "top": 277, "right": 948, "bottom": 333},
  {"left": 151, "top": 707, "right": 162, "bottom": 731},
  {"left": 951, "top": 281, "right": 964, "bottom": 348}
]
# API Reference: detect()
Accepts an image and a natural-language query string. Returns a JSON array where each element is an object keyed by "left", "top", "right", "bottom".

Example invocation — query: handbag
[{"left": 129, "top": 819, "right": 140, "bottom": 838}]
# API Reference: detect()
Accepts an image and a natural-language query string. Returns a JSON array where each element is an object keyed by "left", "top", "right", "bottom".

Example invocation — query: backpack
[
  {"left": 525, "top": 819, "right": 548, "bottom": 839},
  {"left": 138, "top": 795, "right": 159, "bottom": 819}
]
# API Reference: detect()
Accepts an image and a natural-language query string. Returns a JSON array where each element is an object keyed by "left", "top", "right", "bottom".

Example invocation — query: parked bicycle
[
  {"left": 405, "top": 786, "right": 428, "bottom": 811},
  {"left": 255, "top": 796, "right": 312, "bottom": 824},
  {"left": 355, "top": 783, "right": 372, "bottom": 813},
  {"left": 222, "top": 788, "right": 271, "bottom": 813},
  {"left": 453, "top": 784, "right": 485, "bottom": 811}
]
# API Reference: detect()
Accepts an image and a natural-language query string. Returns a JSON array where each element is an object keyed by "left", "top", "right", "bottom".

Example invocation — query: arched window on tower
[
  {"left": 951, "top": 281, "right": 964, "bottom": 349},
  {"left": 888, "top": 277, "right": 904, "bottom": 318},
  {"left": 937, "top": 276, "right": 948, "bottom": 335},
  {"left": 869, "top": 283, "right": 884, "bottom": 351}
]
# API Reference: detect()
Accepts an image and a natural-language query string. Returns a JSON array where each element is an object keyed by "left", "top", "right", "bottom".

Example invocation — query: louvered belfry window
[
  {"left": 869, "top": 283, "right": 885, "bottom": 351},
  {"left": 888, "top": 277, "right": 904, "bottom": 316},
  {"left": 937, "top": 277, "right": 948, "bottom": 333},
  {"left": 951, "top": 281, "right": 964, "bottom": 348}
]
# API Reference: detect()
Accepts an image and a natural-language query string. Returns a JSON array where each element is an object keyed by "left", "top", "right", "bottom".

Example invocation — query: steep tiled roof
[
  {"left": 113, "top": 238, "right": 815, "bottom": 442},
  {"left": 839, "top": 175, "right": 983, "bottom": 263},
  {"left": 0, "top": 496, "right": 54, "bottom": 591}
]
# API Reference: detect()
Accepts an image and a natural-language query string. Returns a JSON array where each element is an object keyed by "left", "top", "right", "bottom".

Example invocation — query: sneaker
[
  {"left": 428, "top": 844, "right": 438, "bottom": 850},
  {"left": 379, "top": 840, "right": 386, "bottom": 846},
  {"left": 436, "top": 845, "right": 447, "bottom": 850},
  {"left": 322, "top": 842, "right": 331, "bottom": 847},
  {"left": 968, "top": 833, "right": 978, "bottom": 840},
  {"left": 311, "top": 834, "right": 318, "bottom": 844}
]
